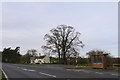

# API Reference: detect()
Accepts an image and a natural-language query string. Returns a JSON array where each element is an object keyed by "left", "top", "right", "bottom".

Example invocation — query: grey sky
[
  {"left": 0, "top": 3, "right": 2, "bottom": 51},
  {"left": 2, "top": 2, "right": 118, "bottom": 57}
]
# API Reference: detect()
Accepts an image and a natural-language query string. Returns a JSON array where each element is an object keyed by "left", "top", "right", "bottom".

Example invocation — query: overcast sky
[{"left": 2, "top": 2, "right": 118, "bottom": 57}]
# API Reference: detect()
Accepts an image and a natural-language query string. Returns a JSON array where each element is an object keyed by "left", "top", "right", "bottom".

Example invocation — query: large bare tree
[{"left": 42, "top": 25, "right": 84, "bottom": 64}]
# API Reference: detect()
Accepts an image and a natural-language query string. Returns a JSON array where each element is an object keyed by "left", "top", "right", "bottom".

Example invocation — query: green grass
[
  {"left": 2, "top": 72, "right": 7, "bottom": 80},
  {"left": 66, "top": 66, "right": 119, "bottom": 72},
  {"left": 0, "top": 70, "right": 2, "bottom": 79},
  {"left": 67, "top": 67, "right": 85, "bottom": 69},
  {"left": 0, "top": 69, "right": 7, "bottom": 80},
  {"left": 67, "top": 66, "right": 92, "bottom": 69},
  {"left": 5, "top": 63, "right": 44, "bottom": 66},
  {"left": 2, "top": 72, "right": 5, "bottom": 78},
  {"left": 48, "top": 64, "right": 76, "bottom": 66}
]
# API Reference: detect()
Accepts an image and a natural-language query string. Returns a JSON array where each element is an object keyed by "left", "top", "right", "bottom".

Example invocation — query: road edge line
[
  {"left": 39, "top": 72, "right": 56, "bottom": 78},
  {"left": 1, "top": 68, "right": 9, "bottom": 80}
]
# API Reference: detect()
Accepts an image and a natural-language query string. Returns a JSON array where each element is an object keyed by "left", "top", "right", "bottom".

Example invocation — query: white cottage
[{"left": 30, "top": 55, "right": 50, "bottom": 64}]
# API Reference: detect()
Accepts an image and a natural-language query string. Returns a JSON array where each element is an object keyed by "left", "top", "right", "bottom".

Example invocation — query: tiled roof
[{"left": 31, "top": 55, "right": 46, "bottom": 60}]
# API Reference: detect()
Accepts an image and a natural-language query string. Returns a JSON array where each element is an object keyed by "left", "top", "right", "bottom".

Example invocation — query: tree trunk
[
  {"left": 63, "top": 52, "right": 67, "bottom": 64},
  {"left": 58, "top": 53, "right": 61, "bottom": 64}
]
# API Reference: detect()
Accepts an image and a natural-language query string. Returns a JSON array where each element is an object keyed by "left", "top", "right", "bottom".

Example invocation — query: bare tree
[
  {"left": 42, "top": 25, "right": 84, "bottom": 64},
  {"left": 27, "top": 49, "right": 37, "bottom": 57},
  {"left": 86, "top": 49, "right": 110, "bottom": 56}
]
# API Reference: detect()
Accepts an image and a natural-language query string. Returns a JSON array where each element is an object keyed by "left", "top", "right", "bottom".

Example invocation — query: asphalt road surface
[{"left": 2, "top": 63, "right": 119, "bottom": 80}]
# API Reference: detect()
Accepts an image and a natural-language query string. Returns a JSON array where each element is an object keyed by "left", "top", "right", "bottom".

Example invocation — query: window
[
  {"left": 92, "top": 56, "right": 103, "bottom": 64},
  {"left": 97, "top": 56, "right": 103, "bottom": 63}
]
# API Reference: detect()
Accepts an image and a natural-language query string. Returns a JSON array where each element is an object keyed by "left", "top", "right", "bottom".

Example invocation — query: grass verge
[
  {"left": 0, "top": 69, "right": 7, "bottom": 80},
  {"left": 67, "top": 66, "right": 119, "bottom": 72},
  {"left": 5, "top": 62, "right": 43, "bottom": 66}
]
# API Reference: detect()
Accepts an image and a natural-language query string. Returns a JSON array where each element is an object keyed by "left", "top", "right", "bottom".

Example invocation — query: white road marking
[
  {"left": 39, "top": 72, "right": 56, "bottom": 78},
  {"left": 21, "top": 68, "right": 35, "bottom": 72},
  {"left": 1, "top": 69, "right": 8, "bottom": 80},
  {"left": 28, "top": 70, "right": 35, "bottom": 72},
  {"left": 22, "top": 69, "right": 28, "bottom": 71},
  {"left": 111, "top": 74, "right": 118, "bottom": 76},
  {"left": 95, "top": 72, "right": 104, "bottom": 74}
]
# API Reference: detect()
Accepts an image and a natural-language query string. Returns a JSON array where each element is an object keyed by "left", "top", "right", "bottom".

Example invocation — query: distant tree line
[
  {"left": 2, "top": 47, "right": 21, "bottom": 63},
  {"left": 20, "top": 49, "right": 37, "bottom": 64},
  {"left": 2, "top": 46, "right": 119, "bottom": 68},
  {"left": 2, "top": 47, "right": 38, "bottom": 64}
]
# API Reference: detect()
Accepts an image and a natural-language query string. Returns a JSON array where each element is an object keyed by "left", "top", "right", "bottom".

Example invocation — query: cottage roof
[
  {"left": 33, "top": 55, "right": 46, "bottom": 59},
  {"left": 38, "top": 55, "right": 46, "bottom": 59},
  {"left": 30, "top": 55, "right": 48, "bottom": 60}
]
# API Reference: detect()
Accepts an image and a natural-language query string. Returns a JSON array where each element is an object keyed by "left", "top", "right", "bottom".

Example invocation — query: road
[{"left": 2, "top": 63, "right": 119, "bottom": 80}]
